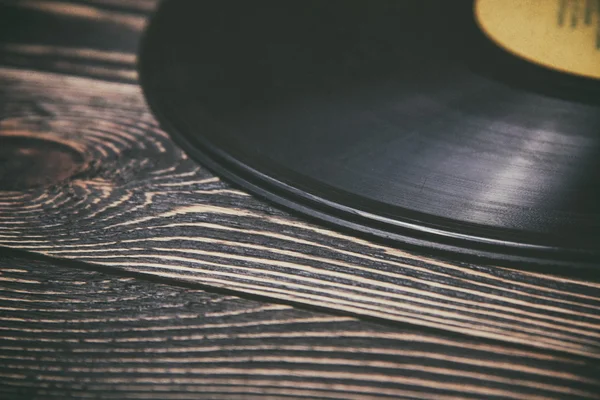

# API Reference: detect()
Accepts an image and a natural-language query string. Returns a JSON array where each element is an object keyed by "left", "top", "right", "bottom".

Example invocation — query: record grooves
[{"left": 139, "top": 0, "right": 600, "bottom": 270}]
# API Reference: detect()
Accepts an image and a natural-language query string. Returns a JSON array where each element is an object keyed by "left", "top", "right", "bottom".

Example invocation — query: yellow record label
[{"left": 474, "top": 0, "right": 600, "bottom": 80}]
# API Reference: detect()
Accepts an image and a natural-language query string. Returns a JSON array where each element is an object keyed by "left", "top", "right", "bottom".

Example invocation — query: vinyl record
[{"left": 138, "top": 0, "right": 600, "bottom": 269}]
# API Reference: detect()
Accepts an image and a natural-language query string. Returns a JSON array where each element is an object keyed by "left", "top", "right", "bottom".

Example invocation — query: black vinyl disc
[{"left": 139, "top": 0, "right": 600, "bottom": 270}]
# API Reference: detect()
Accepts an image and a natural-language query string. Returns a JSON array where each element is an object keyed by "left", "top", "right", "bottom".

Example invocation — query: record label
[{"left": 475, "top": 0, "right": 600, "bottom": 80}]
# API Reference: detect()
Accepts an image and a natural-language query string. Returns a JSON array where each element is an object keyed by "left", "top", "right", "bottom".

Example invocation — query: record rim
[{"left": 137, "top": 1, "right": 600, "bottom": 271}]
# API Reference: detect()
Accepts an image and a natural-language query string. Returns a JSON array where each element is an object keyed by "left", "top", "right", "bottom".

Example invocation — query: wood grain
[
  {"left": 1, "top": 255, "right": 599, "bottom": 400},
  {"left": 0, "top": 0, "right": 599, "bottom": 393},
  {"left": 0, "top": 0, "right": 150, "bottom": 82}
]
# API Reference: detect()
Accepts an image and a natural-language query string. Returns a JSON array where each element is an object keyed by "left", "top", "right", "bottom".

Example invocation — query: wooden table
[{"left": 0, "top": 1, "right": 599, "bottom": 398}]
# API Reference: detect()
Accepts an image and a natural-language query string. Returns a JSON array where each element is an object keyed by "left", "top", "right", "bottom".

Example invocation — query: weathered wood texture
[
  {"left": 1, "top": 255, "right": 599, "bottom": 400},
  {"left": 0, "top": 0, "right": 151, "bottom": 82},
  {"left": 0, "top": 1, "right": 599, "bottom": 396}
]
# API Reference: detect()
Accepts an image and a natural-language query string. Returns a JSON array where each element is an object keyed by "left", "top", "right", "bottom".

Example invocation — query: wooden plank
[
  {"left": 1, "top": 255, "right": 599, "bottom": 400},
  {"left": 0, "top": 1, "right": 145, "bottom": 82}
]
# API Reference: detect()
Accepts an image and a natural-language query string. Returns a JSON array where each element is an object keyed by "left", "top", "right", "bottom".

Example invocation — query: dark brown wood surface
[
  {"left": 0, "top": 1, "right": 599, "bottom": 398},
  {"left": 3, "top": 254, "right": 600, "bottom": 400}
]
